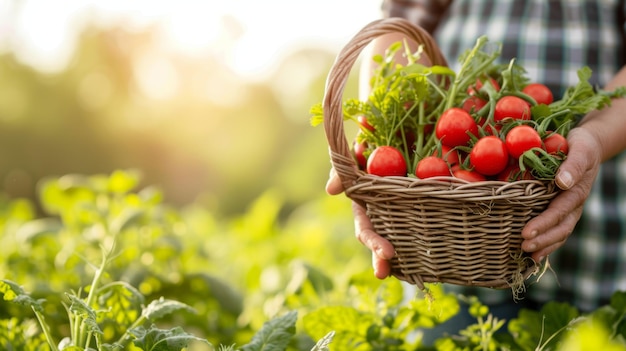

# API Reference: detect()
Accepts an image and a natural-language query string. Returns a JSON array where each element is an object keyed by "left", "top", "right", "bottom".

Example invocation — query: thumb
[
  {"left": 325, "top": 167, "right": 345, "bottom": 195},
  {"left": 553, "top": 129, "right": 598, "bottom": 190},
  {"left": 555, "top": 168, "right": 574, "bottom": 190}
]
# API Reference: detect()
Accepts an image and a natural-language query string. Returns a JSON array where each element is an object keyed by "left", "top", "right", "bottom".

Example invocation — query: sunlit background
[{"left": 0, "top": 0, "right": 381, "bottom": 214}]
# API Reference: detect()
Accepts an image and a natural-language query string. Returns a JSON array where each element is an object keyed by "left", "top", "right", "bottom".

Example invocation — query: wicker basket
[{"left": 323, "top": 17, "right": 559, "bottom": 292}]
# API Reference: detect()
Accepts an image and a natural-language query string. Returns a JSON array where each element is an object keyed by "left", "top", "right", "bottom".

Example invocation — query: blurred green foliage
[
  {"left": 0, "top": 169, "right": 372, "bottom": 348},
  {"left": 2, "top": 170, "right": 626, "bottom": 350}
]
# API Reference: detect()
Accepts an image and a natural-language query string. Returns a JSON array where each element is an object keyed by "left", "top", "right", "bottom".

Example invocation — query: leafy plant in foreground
[
  {"left": 1, "top": 233, "right": 209, "bottom": 350},
  {"left": 302, "top": 272, "right": 460, "bottom": 350},
  {"left": 2, "top": 170, "right": 626, "bottom": 350},
  {"left": 0, "top": 170, "right": 341, "bottom": 350}
]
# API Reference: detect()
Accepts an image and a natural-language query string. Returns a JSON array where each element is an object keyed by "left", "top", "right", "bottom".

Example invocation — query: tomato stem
[{"left": 507, "top": 90, "right": 538, "bottom": 106}]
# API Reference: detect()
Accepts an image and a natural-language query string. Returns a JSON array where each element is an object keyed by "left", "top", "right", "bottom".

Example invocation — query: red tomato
[
  {"left": 357, "top": 115, "right": 375, "bottom": 132},
  {"left": 452, "top": 169, "right": 486, "bottom": 182},
  {"left": 505, "top": 125, "right": 542, "bottom": 158},
  {"left": 353, "top": 141, "right": 368, "bottom": 170},
  {"left": 543, "top": 132, "right": 569, "bottom": 155},
  {"left": 494, "top": 96, "right": 531, "bottom": 122},
  {"left": 415, "top": 156, "right": 451, "bottom": 179},
  {"left": 469, "top": 136, "right": 509, "bottom": 176},
  {"left": 468, "top": 76, "right": 500, "bottom": 95},
  {"left": 435, "top": 108, "right": 479, "bottom": 147},
  {"left": 366, "top": 146, "right": 407, "bottom": 177},
  {"left": 462, "top": 95, "right": 487, "bottom": 113},
  {"left": 523, "top": 83, "right": 554, "bottom": 105},
  {"left": 434, "top": 145, "right": 460, "bottom": 166}
]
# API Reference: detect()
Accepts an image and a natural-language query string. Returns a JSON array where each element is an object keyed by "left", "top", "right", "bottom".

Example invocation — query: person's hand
[
  {"left": 521, "top": 126, "right": 603, "bottom": 262},
  {"left": 325, "top": 168, "right": 396, "bottom": 279}
]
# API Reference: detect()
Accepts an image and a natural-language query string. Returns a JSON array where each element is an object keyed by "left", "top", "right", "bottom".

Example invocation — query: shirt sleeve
[{"left": 381, "top": 0, "right": 452, "bottom": 33}]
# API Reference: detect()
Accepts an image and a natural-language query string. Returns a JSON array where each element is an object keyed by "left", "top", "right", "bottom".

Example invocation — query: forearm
[{"left": 576, "top": 65, "right": 626, "bottom": 162}]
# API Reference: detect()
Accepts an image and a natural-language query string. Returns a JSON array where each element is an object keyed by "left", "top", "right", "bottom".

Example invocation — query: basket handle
[{"left": 323, "top": 17, "right": 448, "bottom": 191}]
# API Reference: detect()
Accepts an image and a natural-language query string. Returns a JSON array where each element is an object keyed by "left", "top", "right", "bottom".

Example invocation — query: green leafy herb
[
  {"left": 240, "top": 311, "right": 297, "bottom": 351},
  {"left": 130, "top": 325, "right": 210, "bottom": 351}
]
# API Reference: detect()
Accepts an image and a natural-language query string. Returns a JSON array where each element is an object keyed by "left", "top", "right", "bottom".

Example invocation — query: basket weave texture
[{"left": 323, "top": 17, "right": 559, "bottom": 291}]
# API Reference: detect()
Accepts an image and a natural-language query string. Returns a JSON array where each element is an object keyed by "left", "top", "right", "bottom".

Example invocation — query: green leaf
[
  {"left": 585, "top": 291, "right": 626, "bottom": 341},
  {"left": 240, "top": 311, "right": 297, "bottom": 351},
  {"left": 97, "top": 281, "right": 145, "bottom": 329},
  {"left": 137, "top": 185, "right": 164, "bottom": 204},
  {"left": 611, "top": 291, "right": 626, "bottom": 313},
  {"left": 108, "top": 207, "right": 145, "bottom": 234},
  {"left": 100, "top": 343, "right": 125, "bottom": 351},
  {"left": 15, "top": 218, "right": 63, "bottom": 242},
  {"left": 130, "top": 325, "right": 210, "bottom": 351},
  {"left": 610, "top": 291, "right": 626, "bottom": 338},
  {"left": 541, "top": 66, "right": 626, "bottom": 135},
  {"left": 107, "top": 169, "right": 141, "bottom": 194},
  {"left": 287, "top": 261, "right": 334, "bottom": 296},
  {"left": 303, "top": 306, "right": 374, "bottom": 351},
  {"left": 420, "top": 64, "right": 456, "bottom": 77},
  {"left": 141, "top": 297, "right": 196, "bottom": 322},
  {"left": 67, "top": 293, "right": 103, "bottom": 336},
  {"left": 400, "top": 284, "right": 460, "bottom": 329},
  {"left": 0, "top": 318, "right": 51, "bottom": 351},
  {"left": 530, "top": 103, "right": 552, "bottom": 121},
  {"left": 309, "top": 103, "right": 324, "bottom": 127},
  {"left": 589, "top": 305, "right": 621, "bottom": 334},
  {"left": 59, "top": 346, "right": 83, "bottom": 351},
  {"left": 0, "top": 279, "right": 44, "bottom": 312},
  {"left": 347, "top": 271, "right": 404, "bottom": 310},
  {"left": 560, "top": 321, "right": 626, "bottom": 351},
  {"left": 508, "top": 301, "right": 580, "bottom": 349},
  {"left": 467, "top": 297, "right": 489, "bottom": 319}
]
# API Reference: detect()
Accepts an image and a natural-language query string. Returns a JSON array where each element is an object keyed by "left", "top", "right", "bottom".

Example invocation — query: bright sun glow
[{"left": 2, "top": 0, "right": 381, "bottom": 78}]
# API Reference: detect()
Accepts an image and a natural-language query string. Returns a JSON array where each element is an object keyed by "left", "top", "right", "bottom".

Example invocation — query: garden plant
[{"left": 1, "top": 170, "right": 626, "bottom": 350}]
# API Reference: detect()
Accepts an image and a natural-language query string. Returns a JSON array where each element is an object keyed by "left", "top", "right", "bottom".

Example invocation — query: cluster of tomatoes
[{"left": 355, "top": 77, "right": 569, "bottom": 182}]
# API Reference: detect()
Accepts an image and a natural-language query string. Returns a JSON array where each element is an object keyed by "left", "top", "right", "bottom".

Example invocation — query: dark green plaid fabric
[{"left": 383, "top": 0, "right": 626, "bottom": 312}]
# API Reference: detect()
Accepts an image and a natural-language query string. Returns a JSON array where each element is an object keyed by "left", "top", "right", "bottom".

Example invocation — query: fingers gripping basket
[{"left": 323, "top": 18, "right": 559, "bottom": 292}]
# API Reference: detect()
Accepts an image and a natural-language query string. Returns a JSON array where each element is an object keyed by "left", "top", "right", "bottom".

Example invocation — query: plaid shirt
[{"left": 382, "top": 0, "right": 626, "bottom": 312}]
